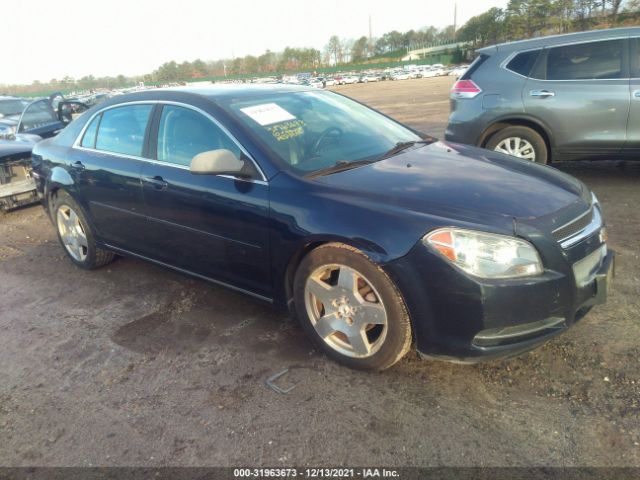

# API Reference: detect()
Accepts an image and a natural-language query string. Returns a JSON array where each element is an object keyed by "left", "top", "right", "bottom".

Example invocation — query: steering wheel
[{"left": 309, "top": 127, "right": 343, "bottom": 157}]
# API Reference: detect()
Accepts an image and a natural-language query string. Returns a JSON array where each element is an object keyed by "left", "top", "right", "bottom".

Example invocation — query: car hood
[
  {"left": 313, "top": 141, "right": 588, "bottom": 222},
  {"left": 0, "top": 141, "right": 34, "bottom": 163},
  {"left": 0, "top": 115, "right": 20, "bottom": 128}
]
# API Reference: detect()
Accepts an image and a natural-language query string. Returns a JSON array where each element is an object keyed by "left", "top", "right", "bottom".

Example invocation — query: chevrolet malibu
[{"left": 31, "top": 85, "right": 614, "bottom": 370}]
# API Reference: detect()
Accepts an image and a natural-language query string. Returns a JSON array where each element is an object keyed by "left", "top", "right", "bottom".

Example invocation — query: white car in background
[
  {"left": 341, "top": 75, "right": 360, "bottom": 84},
  {"left": 449, "top": 65, "right": 468, "bottom": 77},
  {"left": 361, "top": 74, "right": 381, "bottom": 82},
  {"left": 323, "top": 77, "right": 337, "bottom": 87},
  {"left": 306, "top": 78, "right": 324, "bottom": 88},
  {"left": 391, "top": 71, "right": 411, "bottom": 80},
  {"left": 420, "top": 68, "right": 439, "bottom": 78}
]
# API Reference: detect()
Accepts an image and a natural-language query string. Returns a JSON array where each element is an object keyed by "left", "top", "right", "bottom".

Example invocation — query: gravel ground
[{"left": 0, "top": 76, "right": 638, "bottom": 467}]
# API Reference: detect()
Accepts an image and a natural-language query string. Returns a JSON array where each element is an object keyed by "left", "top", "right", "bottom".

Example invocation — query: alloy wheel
[
  {"left": 56, "top": 205, "right": 88, "bottom": 262},
  {"left": 304, "top": 264, "right": 388, "bottom": 358}
]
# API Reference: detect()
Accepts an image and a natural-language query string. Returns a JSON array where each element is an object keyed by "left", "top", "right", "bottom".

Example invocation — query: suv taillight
[{"left": 451, "top": 80, "right": 482, "bottom": 99}]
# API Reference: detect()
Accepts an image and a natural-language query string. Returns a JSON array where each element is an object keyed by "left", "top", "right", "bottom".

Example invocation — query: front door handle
[
  {"left": 530, "top": 89, "right": 555, "bottom": 98},
  {"left": 143, "top": 175, "right": 168, "bottom": 191},
  {"left": 70, "top": 161, "right": 85, "bottom": 170},
  {"left": 633, "top": 90, "right": 640, "bottom": 99}
]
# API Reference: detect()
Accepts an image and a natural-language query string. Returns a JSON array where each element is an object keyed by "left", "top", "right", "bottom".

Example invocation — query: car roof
[
  {"left": 160, "top": 82, "right": 315, "bottom": 99},
  {"left": 80, "top": 83, "right": 320, "bottom": 113},
  {"left": 477, "top": 27, "right": 640, "bottom": 54},
  {"left": 0, "top": 96, "right": 26, "bottom": 101}
]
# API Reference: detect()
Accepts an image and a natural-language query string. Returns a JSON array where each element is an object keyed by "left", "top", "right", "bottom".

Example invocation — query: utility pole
[
  {"left": 453, "top": 2, "right": 457, "bottom": 40},
  {"left": 368, "top": 14, "right": 373, "bottom": 57}
]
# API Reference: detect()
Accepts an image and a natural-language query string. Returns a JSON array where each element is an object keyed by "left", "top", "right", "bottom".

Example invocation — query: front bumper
[
  {"left": 384, "top": 239, "right": 614, "bottom": 363},
  {"left": 0, "top": 178, "right": 38, "bottom": 211}
]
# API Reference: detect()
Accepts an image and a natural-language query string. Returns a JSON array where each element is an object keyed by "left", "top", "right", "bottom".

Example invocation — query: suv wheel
[
  {"left": 486, "top": 126, "right": 548, "bottom": 164},
  {"left": 294, "top": 243, "right": 412, "bottom": 371}
]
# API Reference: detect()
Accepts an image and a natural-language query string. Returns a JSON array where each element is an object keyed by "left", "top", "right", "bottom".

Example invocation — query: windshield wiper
[
  {"left": 306, "top": 159, "right": 375, "bottom": 179},
  {"left": 376, "top": 139, "right": 433, "bottom": 161}
]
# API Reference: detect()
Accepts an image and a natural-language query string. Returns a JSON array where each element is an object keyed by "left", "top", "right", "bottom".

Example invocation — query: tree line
[
  {"left": 458, "top": 0, "right": 639, "bottom": 47},
  {"left": 2, "top": 0, "right": 638, "bottom": 95}
]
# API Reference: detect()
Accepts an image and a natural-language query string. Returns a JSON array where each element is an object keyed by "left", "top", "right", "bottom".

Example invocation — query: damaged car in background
[{"left": 0, "top": 94, "right": 89, "bottom": 211}]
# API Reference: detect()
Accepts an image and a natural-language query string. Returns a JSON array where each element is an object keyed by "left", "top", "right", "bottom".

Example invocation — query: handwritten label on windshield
[{"left": 267, "top": 120, "right": 305, "bottom": 141}]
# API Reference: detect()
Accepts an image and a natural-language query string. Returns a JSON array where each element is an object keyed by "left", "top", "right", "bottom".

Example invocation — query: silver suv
[{"left": 445, "top": 27, "right": 640, "bottom": 164}]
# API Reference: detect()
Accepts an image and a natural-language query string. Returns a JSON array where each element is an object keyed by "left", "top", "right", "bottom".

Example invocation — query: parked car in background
[
  {"left": 391, "top": 71, "right": 411, "bottom": 80},
  {"left": 0, "top": 96, "right": 31, "bottom": 140},
  {"left": 340, "top": 75, "right": 360, "bottom": 85},
  {"left": 361, "top": 73, "right": 381, "bottom": 82},
  {"left": 420, "top": 67, "right": 439, "bottom": 78},
  {"left": 323, "top": 77, "right": 337, "bottom": 87},
  {"left": 0, "top": 137, "right": 40, "bottom": 211},
  {"left": 305, "top": 78, "right": 324, "bottom": 88},
  {"left": 448, "top": 65, "right": 468, "bottom": 77},
  {"left": 33, "top": 84, "right": 613, "bottom": 370},
  {"left": 446, "top": 27, "right": 640, "bottom": 164},
  {"left": 0, "top": 93, "right": 85, "bottom": 141},
  {"left": 0, "top": 95, "right": 89, "bottom": 212}
]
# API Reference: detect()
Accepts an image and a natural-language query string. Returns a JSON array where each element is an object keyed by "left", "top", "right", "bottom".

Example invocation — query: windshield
[
  {"left": 220, "top": 90, "right": 421, "bottom": 175},
  {"left": 0, "top": 99, "right": 29, "bottom": 117}
]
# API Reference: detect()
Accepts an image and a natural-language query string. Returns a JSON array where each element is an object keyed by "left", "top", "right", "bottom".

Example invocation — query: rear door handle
[
  {"left": 633, "top": 90, "right": 640, "bottom": 98},
  {"left": 143, "top": 175, "right": 168, "bottom": 191},
  {"left": 530, "top": 89, "right": 555, "bottom": 98}
]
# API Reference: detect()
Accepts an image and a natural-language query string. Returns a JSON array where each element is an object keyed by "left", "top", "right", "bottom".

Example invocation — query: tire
[
  {"left": 485, "top": 126, "right": 548, "bottom": 164},
  {"left": 52, "top": 190, "right": 115, "bottom": 270},
  {"left": 293, "top": 243, "right": 412, "bottom": 371}
]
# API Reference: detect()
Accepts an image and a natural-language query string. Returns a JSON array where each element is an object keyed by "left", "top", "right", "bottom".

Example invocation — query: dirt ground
[{"left": 0, "top": 76, "right": 639, "bottom": 467}]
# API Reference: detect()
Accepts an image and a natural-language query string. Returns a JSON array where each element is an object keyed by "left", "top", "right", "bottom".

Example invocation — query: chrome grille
[{"left": 552, "top": 208, "right": 594, "bottom": 243}]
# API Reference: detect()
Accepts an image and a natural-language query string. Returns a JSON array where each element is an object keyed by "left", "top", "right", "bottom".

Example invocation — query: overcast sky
[{"left": 3, "top": 0, "right": 506, "bottom": 85}]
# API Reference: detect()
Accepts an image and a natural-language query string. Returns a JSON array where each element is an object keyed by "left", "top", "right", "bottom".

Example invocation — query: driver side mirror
[{"left": 190, "top": 149, "right": 248, "bottom": 177}]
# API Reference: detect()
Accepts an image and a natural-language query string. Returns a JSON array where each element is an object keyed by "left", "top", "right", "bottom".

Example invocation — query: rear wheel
[
  {"left": 294, "top": 244, "right": 412, "bottom": 371},
  {"left": 52, "top": 191, "right": 115, "bottom": 269},
  {"left": 486, "top": 126, "right": 548, "bottom": 165}
]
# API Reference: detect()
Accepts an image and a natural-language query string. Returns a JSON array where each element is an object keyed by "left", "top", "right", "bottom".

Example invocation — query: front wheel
[
  {"left": 294, "top": 244, "right": 412, "bottom": 371},
  {"left": 486, "top": 126, "right": 548, "bottom": 164}
]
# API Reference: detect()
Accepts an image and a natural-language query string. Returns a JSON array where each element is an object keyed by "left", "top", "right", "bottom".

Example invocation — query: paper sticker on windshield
[{"left": 240, "top": 103, "right": 295, "bottom": 126}]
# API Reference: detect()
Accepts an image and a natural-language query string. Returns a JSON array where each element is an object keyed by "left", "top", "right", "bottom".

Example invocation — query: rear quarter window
[
  {"left": 80, "top": 114, "right": 101, "bottom": 148},
  {"left": 461, "top": 54, "right": 489, "bottom": 80},
  {"left": 506, "top": 50, "right": 541, "bottom": 77}
]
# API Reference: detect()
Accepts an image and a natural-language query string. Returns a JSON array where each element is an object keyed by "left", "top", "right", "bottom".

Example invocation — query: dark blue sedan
[{"left": 31, "top": 85, "right": 614, "bottom": 370}]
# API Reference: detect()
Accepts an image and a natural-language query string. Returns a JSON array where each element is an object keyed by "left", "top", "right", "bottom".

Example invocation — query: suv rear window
[
  {"left": 461, "top": 54, "right": 489, "bottom": 80},
  {"left": 506, "top": 50, "right": 541, "bottom": 77},
  {"left": 546, "top": 39, "right": 623, "bottom": 80}
]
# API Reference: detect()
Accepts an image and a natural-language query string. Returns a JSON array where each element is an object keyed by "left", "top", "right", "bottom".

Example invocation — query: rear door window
[
  {"left": 95, "top": 105, "right": 153, "bottom": 157},
  {"left": 546, "top": 39, "right": 624, "bottom": 80},
  {"left": 506, "top": 50, "right": 541, "bottom": 77}
]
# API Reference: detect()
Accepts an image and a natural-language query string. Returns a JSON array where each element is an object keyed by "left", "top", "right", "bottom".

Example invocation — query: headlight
[
  {"left": 0, "top": 125, "right": 17, "bottom": 141},
  {"left": 424, "top": 228, "right": 543, "bottom": 279}
]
